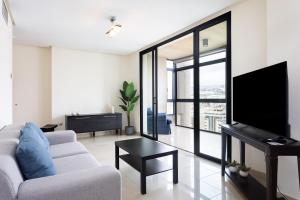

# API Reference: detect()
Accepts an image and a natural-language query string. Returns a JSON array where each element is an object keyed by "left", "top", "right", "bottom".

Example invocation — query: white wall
[
  {"left": 123, "top": 52, "right": 140, "bottom": 132},
  {"left": 13, "top": 44, "right": 51, "bottom": 126},
  {"left": 0, "top": 2, "right": 13, "bottom": 128},
  {"left": 51, "top": 47, "right": 129, "bottom": 130},
  {"left": 267, "top": 0, "right": 300, "bottom": 198},
  {"left": 230, "top": 0, "right": 267, "bottom": 173},
  {"left": 12, "top": 44, "right": 140, "bottom": 132}
]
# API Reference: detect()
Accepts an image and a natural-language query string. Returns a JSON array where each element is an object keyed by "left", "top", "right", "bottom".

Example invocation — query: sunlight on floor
[{"left": 158, "top": 125, "right": 221, "bottom": 158}]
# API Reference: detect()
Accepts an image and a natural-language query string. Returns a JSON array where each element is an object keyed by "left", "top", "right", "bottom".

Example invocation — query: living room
[{"left": 1, "top": 0, "right": 300, "bottom": 199}]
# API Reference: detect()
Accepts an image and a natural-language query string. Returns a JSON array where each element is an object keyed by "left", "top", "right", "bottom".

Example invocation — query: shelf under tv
[
  {"left": 221, "top": 124, "right": 300, "bottom": 200},
  {"left": 225, "top": 169, "right": 284, "bottom": 200}
]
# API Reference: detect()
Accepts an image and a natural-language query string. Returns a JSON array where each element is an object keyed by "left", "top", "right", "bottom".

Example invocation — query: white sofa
[{"left": 0, "top": 125, "right": 121, "bottom": 200}]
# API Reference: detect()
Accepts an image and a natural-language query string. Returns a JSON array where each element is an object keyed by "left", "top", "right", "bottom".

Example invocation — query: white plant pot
[
  {"left": 239, "top": 170, "right": 249, "bottom": 177},
  {"left": 228, "top": 166, "right": 238, "bottom": 173}
]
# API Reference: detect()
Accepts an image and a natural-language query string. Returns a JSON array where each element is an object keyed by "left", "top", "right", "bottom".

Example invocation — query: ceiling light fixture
[{"left": 105, "top": 16, "right": 122, "bottom": 38}]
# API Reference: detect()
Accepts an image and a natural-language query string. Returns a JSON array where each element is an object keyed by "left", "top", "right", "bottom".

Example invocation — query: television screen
[{"left": 233, "top": 62, "right": 288, "bottom": 136}]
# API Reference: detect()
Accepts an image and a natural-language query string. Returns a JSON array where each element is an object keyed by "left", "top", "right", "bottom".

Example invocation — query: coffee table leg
[
  {"left": 173, "top": 151, "right": 178, "bottom": 184},
  {"left": 141, "top": 159, "right": 146, "bottom": 194},
  {"left": 115, "top": 145, "right": 119, "bottom": 169}
]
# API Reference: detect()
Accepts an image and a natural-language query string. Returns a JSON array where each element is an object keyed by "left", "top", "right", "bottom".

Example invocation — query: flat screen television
[{"left": 233, "top": 62, "right": 288, "bottom": 136}]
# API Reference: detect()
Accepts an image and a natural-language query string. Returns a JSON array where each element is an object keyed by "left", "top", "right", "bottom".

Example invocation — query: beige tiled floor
[{"left": 78, "top": 132, "right": 246, "bottom": 200}]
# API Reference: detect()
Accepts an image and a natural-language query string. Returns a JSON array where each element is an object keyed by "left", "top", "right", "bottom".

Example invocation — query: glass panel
[
  {"left": 157, "top": 33, "right": 193, "bottom": 152},
  {"left": 200, "top": 62, "right": 226, "bottom": 99},
  {"left": 199, "top": 22, "right": 227, "bottom": 55},
  {"left": 166, "top": 60, "right": 174, "bottom": 69},
  {"left": 167, "top": 71, "right": 173, "bottom": 99},
  {"left": 177, "top": 69, "right": 194, "bottom": 99},
  {"left": 199, "top": 103, "right": 226, "bottom": 159},
  {"left": 200, "top": 103, "right": 226, "bottom": 133},
  {"left": 199, "top": 21, "right": 227, "bottom": 159},
  {"left": 200, "top": 51, "right": 226, "bottom": 63},
  {"left": 200, "top": 130, "right": 221, "bottom": 159},
  {"left": 156, "top": 55, "right": 168, "bottom": 125},
  {"left": 176, "top": 102, "right": 194, "bottom": 128},
  {"left": 158, "top": 33, "right": 193, "bottom": 69},
  {"left": 142, "top": 52, "right": 154, "bottom": 137},
  {"left": 167, "top": 102, "right": 174, "bottom": 115},
  {"left": 176, "top": 59, "right": 194, "bottom": 68}
]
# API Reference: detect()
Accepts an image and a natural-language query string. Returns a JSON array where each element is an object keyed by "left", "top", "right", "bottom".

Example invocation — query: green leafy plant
[
  {"left": 119, "top": 81, "right": 140, "bottom": 127},
  {"left": 238, "top": 164, "right": 251, "bottom": 172},
  {"left": 227, "top": 160, "right": 239, "bottom": 167}
]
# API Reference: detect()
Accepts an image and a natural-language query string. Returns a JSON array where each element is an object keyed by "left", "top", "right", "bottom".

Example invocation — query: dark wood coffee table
[{"left": 115, "top": 138, "right": 178, "bottom": 194}]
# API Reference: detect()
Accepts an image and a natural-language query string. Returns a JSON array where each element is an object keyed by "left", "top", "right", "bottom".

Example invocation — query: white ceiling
[{"left": 10, "top": 0, "right": 241, "bottom": 55}]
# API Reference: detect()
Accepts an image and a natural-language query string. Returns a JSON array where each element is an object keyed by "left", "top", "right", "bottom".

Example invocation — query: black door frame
[
  {"left": 140, "top": 47, "right": 159, "bottom": 140},
  {"left": 139, "top": 12, "right": 232, "bottom": 163}
]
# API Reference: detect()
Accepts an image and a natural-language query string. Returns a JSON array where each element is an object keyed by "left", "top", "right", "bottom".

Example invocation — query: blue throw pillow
[
  {"left": 16, "top": 126, "right": 56, "bottom": 180},
  {"left": 25, "top": 122, "right": 49, "bottom": 149}
]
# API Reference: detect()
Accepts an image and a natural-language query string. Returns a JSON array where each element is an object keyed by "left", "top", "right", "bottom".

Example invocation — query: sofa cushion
[
  {"left": 53, "top": 153, "right": 99, "bottom": 174},
  {"left": 50, "top": 142, "right": 88, "bottom": 159},
  {"left": 25, "top": 122, "right": 49, "bottom": 149},
  {"left": 45, "top": 130, "right": 76, "bottom": 145},
  {"left": 0, "top": 142, "right": 24, "bottom": 200},
  {"left": 1, "top": 124, "right": 24, "bottom": 132},
  {"left": 0, "top": 125, "right": 22, "bottom": 145},
  {"left": 16, "top": 126, "right": 56, "bottom": 180}
]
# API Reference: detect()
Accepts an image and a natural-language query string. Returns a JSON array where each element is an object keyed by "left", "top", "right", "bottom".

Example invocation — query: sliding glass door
[
  {"left": 198, "top": 22, "right": 227, "bottom": 159},
  {"left": 140, "top": 13, "right": 231, "bottom": 163},
  {"left": 140, "top": 49, "right": 158, "bottom": 140},
  {"left": 195, "top": 17, "right": 231, "bottom": 162},
  {"left": 156, "top": 33, "right": 194, "bottom": 152}
]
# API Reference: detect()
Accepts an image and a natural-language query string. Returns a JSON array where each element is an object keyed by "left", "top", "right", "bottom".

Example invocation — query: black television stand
[
  {"left": 264, "top": 136, "right": 297, "bottom": 145},
  {"left": 221, "top": 124, "right": 300, "bottom": 200}
]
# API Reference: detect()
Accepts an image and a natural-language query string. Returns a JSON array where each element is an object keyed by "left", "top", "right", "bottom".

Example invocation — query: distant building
[{"left": 200, "top": 103, "right": 226, "bottom": 132}]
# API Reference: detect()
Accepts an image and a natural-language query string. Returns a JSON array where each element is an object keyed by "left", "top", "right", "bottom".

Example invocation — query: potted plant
[
  {"left": 119, "top": 81, "right": 140, "bottom": 135},
  {"left": 238, "top": 164, "right": 251, "bottom": 177},
  {"left": 227, "top": 160, "right": 239, "bottom": 173}
]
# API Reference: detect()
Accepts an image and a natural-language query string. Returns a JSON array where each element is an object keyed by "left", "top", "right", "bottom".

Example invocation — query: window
[
  {"left": 200, "top": 51, "right": 226, "bottom": 63},
  {"left": 176, "top": 102, "right": 194, "bottom": 128},
  {"left": 166, "top": 61, "right": 174, "bottom": 115},
  {"left": 200, "top": 103, "right": 226, "bottom": 132},
  {"left": 176, "top": 59, "right": 194, "bottom": 68},
  {"left": 166, "top": 60, "right": 174, "bottom": 69},
  {"left": 167, "top": 102, "right": 174, "bottom": 115},
  {"left": 167, "top": 71, "right": 173, "bottom": 99},
  {"left": 177, "top": 69, "right": 194, "bottom": 99},
  {"left": 200, "top": 62, "right": 226, "bottom": 99}
]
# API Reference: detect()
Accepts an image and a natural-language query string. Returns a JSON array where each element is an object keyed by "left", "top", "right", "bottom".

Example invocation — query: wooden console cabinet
[
  {"left": 65, "top": 113, "right": 122, "bottom": 136},
  {"left": 221, "top": 124, "right": 300, "bottom": 200}
]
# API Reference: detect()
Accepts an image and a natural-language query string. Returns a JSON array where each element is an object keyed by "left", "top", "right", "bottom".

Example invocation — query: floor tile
[{"left": 79, "top": 133, "right": 245, "bottom": 200}]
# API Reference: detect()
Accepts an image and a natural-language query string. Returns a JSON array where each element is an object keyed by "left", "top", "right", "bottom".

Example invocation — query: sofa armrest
[
  {"left": 45, "top": 130, "right": 76, "bottom": 145},
  {"left": 18, "top": 166, "right": 121, "bottom": 200}
]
